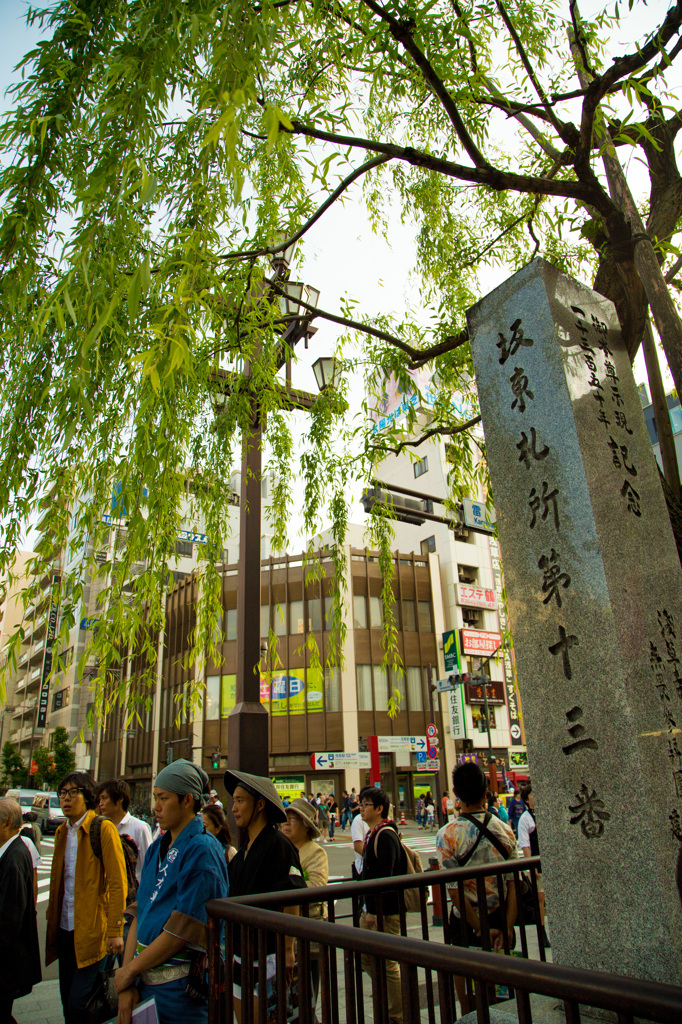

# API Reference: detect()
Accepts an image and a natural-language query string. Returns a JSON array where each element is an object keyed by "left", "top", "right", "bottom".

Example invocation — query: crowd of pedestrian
[{"left": 0, "top": 761, "right": 542, "bottom": 1024}]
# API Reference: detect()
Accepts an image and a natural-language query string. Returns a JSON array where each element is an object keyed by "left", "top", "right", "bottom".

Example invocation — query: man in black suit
[{"left": 0, "top": 798, "right": 41, "bottom": 1024}]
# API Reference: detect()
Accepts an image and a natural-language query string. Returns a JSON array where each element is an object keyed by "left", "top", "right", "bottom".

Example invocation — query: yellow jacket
[{"left": 46, "top": 810, "right": 127, "bottom": 968}]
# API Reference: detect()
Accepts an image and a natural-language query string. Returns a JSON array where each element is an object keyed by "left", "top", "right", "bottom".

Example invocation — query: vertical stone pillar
[{"left": 467, "top": 258, "right": 682, "bottom": 982}]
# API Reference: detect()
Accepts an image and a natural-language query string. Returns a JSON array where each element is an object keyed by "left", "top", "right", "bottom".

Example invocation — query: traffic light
[
  {"left": 448, "top": 672, "right": 470, "bottom": 686},
  {"left": 211, "top": 752, "right": 221, "bottom": 770}
]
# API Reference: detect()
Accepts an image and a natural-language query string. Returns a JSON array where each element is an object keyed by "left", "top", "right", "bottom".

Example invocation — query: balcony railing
[{"left": 206, "top": 858, "right": 682, "bottom": 1024}]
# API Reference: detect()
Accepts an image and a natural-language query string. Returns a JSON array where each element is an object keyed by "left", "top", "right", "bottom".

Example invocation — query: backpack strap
[
  {"left": 452, "top": 822, "right": 487, "bottom": 867},
  {"left": 89, "top": 814, "right": 104, "bottom": 863},
  {"left": 459, "top": 812, "right": 511, "bottom": 861},
  {"left": 372, "top": 824, "right": 401, "bottom": 860}
]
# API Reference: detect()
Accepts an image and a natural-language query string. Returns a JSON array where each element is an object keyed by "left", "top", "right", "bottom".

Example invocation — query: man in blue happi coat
[{"left": 114, "top": 760, "right": 228, "bottom": 1024}]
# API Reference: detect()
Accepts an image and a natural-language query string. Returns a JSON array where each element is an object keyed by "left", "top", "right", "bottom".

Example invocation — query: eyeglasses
[{"left": 59, "top": 787, "right": 83, "bottom": 799}]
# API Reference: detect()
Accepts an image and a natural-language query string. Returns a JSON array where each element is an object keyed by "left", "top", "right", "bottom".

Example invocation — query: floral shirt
[{"left": 437, "top": 812, "right": 518, "bottom": 914}]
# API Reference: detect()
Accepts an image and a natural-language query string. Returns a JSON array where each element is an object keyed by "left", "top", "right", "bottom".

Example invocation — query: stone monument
[{"left": 467, "top": 258, "right": 682, "bottom": 983}]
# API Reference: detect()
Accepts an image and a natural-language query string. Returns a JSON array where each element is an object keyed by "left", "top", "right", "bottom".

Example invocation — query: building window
[
  {"left": 392, "top": 667, "right": 406, "bottom": 709},
  {"left": 353, "top": 595, "right": 367, "bottom": 630},
  {"left": 420, "top": 536, "right": 435, "bottom": 555},
  {"left": 413, "top": 457, "right": 428, "bottom": 479},
  {"left": 373, "top": 666, "right": 389, "bottom": 711},
  {"left": 175, "top": 539, "right": 193, "bottom": 558},
  {"left": 403, "top": 600, "right": 417, "bottom": 632},
  {"left": 369, "top": 596, "right": 383, "bottom": 629},
  {"left": 51, "top": 687, "right": 70, "bottom": 712},
  {"left": 406, "top": 667, "right": 423, "bottom": 710},
  {"left": 473, "top": 706, "right": 496, "bottom": 731},
  {"left": 274, "top": 604, "right": 287, "bottom": 636},
  {"left": 307, "top": 598, "right": 321, "bottom": 632},
  {"left": 324, "top": 596, "right": 334, "bottom": 628},
  {"left": 357, "top": 665, "right": 373, "bottom": 710},
  {"left": 418, "top": 600, "right": 433, "bottom": 632},
  {"left": 205, "top": 675, "right": 220, "bottom": 720},
  {"left": 260, "top": 605, "right": 269, "bottom": 638},
  {"left": 324, "top": 666, "right": 341, "bottom": 712},
  {"left": 290, "top": 600, "right": 304, "bottom": 634},
  {"left": 226, "top": 608, "right": 237, "bottom": 641}
]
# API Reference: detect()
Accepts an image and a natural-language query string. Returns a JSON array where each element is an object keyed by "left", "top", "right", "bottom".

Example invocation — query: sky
[{"left": 0, "top": 0, "right": 678, "bottom": 548}]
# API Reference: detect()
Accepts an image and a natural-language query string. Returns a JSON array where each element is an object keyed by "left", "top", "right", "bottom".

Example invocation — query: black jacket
[
  {"left": 228, "top": 824, "right": 306, "bottom": 954},
  {"left": 0, "top": 836, "right": 41, "bottom": 999},
  {"left": 363, "top": 822, "right": 404, "bottom": 916}
]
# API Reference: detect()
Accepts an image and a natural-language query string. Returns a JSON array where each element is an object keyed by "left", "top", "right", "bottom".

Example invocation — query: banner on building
[
  {"left": 447, "top": 683, "right": 467, "bottom": 740},
  {"left": 455, "top": 583, "right": 497, "bottom": 610},
  {"left": 36, "top": 581, "right": 60, "bottom": 729},
  {"left": 489, "top": 537, "right": 524, "bottom": 746},
  {"left": 221, "top": 668, "right": 324, "bottom": 718},
  {"left": 461, "top": 628, "right": 502, "bottom": 657}
]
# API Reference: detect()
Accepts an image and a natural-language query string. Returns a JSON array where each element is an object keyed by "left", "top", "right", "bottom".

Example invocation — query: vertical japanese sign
[
  {"left": 447, "top": 682, "right": 467, "bottom": 740},
  {"left": 489, "top": 536, "right": 524, "bottom": 746},
  {"left": 37, "top": 580, "right": 60, "bottom": 729}
]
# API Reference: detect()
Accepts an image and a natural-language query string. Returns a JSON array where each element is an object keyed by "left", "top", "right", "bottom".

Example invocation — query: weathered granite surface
[{"left": 467, "top": 259, "right": 682, "bottom": 984}]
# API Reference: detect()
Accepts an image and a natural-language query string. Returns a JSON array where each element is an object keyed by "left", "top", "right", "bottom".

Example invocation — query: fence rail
[{"left": 207, "top": 856, "right": 682, "bottom": 1024}]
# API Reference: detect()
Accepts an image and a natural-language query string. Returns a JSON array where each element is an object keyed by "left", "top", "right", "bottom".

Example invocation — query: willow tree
[{"left": 1, "top": 0, "right": 681, "bottom": 717}]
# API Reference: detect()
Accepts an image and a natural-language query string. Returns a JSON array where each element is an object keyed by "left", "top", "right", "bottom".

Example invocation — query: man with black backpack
[
  {"left": 98, "top": 778, "right": 152, "bottom": 887},
  {"left": 358, "top": 786, "right": 405, "bottom": 1024},
  {"left": 437, "top": 762, "right": 518, "bottom": 1014}
]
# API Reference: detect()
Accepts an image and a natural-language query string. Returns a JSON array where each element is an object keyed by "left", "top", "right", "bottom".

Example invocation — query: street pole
[
  {"left": 426, "top": 664, "right": 443, "bottom": 827},
  {"left": 476, "top": 647, "right": 502, "bottom": 796},
  {"left": 224, "top": 263, "right": 322, "bottom": 783},
  {"left": 227, "top": 411, "right": 270, "bottom": 779}
]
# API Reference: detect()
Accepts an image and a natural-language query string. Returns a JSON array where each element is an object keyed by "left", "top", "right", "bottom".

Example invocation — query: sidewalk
[{"left": 14, "top": 979, "right": 61, "bottom": 1024}]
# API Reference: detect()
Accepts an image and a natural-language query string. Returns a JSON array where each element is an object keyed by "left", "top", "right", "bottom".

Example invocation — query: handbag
[{"left": 82, "top": 955, "right": 118, "bottom": 1024}]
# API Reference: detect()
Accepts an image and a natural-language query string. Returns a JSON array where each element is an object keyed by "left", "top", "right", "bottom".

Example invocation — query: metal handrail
[
  {"left": 207, "top": 899, "right": 682, "bottom": 1023},
  {"left": 220, "top": 855, "right": 543, "bottom": 908}
]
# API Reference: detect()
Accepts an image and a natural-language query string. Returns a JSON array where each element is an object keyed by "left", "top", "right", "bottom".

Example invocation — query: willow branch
[
  {"left": 360, "top": 0, "right": 492, "bottom": 170},
  {"left": 495, "top": 0, "right": 564, "bottom": 134},
  {"left": 218, "top": 154, "right": 391, "bottom": 264}
]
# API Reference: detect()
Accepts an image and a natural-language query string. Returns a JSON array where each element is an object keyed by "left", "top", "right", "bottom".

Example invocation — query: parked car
[
  {"left": 5, "top": 788, "right": 40, "bottom": 812},
  {"left": 31, "top": 791, "right": 66, "bottom": 834}
]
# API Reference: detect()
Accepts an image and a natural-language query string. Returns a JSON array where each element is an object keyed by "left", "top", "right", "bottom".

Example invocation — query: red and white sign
[
  {"left": 461, "top": 628, "right": 502, "bottom": 656},
  {"left": 456, "top": 583, "right": 497, "bottom": 610},
  {"left": 426, "top": 723, "right": 437, "bottom": 738}
]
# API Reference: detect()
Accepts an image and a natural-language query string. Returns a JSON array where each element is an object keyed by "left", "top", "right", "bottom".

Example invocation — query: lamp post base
[{"left": 226, "top": 701, "right": 270, "bottom": 778}]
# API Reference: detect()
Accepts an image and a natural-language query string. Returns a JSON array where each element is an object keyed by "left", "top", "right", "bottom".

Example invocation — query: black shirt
[{"left": 228, "top": 824, "right": 305, "bottom": 954}]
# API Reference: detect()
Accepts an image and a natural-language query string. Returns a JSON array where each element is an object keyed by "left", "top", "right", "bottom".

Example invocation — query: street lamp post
[{"left": 221, "top": 253, "right": 335, "bottom": 781}]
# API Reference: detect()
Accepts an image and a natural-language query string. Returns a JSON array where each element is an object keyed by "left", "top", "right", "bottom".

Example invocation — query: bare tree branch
[
  {"left": 666, "top": 255, "right": 682, "bottom": 284},
  {"left": 285, "top": 118, "right": 615, "bottom": 213},
  {"left": 569, "top": 0, "right": 593, "bottom": 79},
  {"left": 268, "top": 281, "right": 471, "bottom": 364},
  {"left": 369, "top": 417, "right": 482, "bottom": 455}
]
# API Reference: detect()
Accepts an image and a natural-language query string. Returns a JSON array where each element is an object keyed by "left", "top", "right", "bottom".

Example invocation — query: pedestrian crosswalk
[{"left": 36, "top": 836, "right": 54, "bottom": 905}]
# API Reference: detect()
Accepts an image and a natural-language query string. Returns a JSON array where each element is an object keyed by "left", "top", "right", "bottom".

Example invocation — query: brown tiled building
[{"left": 99, "top": 545, "right": 452, "bottom": 816}]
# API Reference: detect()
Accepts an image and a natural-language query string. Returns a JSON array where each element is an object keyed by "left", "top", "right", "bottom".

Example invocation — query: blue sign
[
  {"left": 462, "top": 497, "right": 496, "bottom": 533},
  {"left": 415, "top": 751, "right": 427, "bottom": 764}
]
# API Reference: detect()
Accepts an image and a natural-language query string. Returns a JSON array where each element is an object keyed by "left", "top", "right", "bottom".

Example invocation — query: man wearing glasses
[{"left": 46, "top": 771, "right": 127, "bottom": 1023}]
